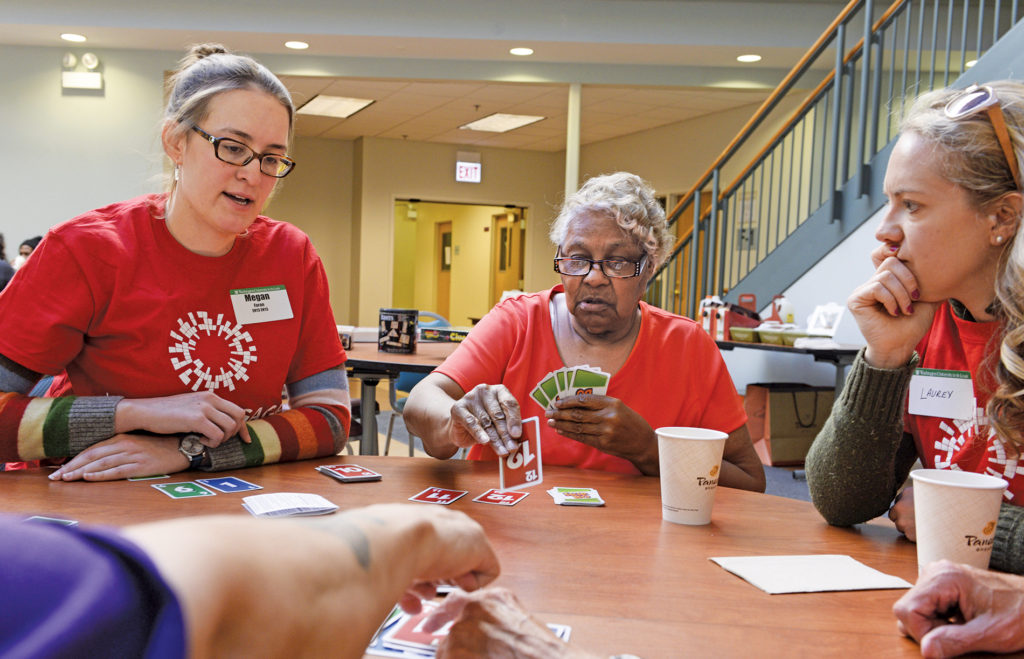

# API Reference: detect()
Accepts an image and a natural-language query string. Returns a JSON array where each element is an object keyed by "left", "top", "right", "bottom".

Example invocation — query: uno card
[
  {"left": 24, "top": 515, "right": 78, "bottom": 527},
  {"left": 537, "top": 373, "right": 560, "bottom": 407},
  {"left": 128, "top": 474, "right": 170, "bottom": 481},
  {"left": 408, "top": 486, "right": 468, "bottom": 505},
  {"left": 499, "top": 416, "right": 542, "bottom": 491},
  {"left": 382, "top": 600, "right": 452, "bottom": 652},
  {"left": 152, "top": 482, "right": 216, "bottom": 499},
  {"left": 317, "top": 464, "right": 383, "bottom": 483},
  {"left": 570, "top": 367, "right": 610, "bottom": 396},
  {"left": 196, "top": 476, "right": 262, "bottom": 493},
  {"left": 473, "top": 488, "right": 530, "bottom": 506},
  {"left": 529, "top": 384, "right": 551, "bottom": 410}
]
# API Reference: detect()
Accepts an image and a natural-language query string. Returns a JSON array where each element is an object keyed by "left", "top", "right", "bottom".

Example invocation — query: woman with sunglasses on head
[
  {"left": 404, "top": 172, "right": 765, "bottom": 491},
  {"left": 806, "top": 81, "right": 1024, "bottom": 574},
  {"left": 0, "top": 44, "right": 349, "bottom": 480}
]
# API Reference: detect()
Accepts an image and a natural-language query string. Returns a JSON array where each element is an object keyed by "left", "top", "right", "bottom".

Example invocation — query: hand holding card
[{"left": 499, "top": 416, "right": 542, "bottom": 491}]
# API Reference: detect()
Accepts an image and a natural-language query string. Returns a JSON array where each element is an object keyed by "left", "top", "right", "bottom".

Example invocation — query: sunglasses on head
[{"left": 944, "top": 84, "right": 1022, "bottom": 191}]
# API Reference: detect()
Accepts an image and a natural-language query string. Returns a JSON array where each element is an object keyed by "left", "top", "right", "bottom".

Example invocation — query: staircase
[{"left": 646, "top": 0, "right": 1024, "bottom": 318}]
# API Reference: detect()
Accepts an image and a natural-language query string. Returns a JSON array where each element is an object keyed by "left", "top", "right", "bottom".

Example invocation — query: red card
[
  {"left": 473, "top": 488, "right": 530, "bottom": 506},
  {"left": 499, "top": 416, "right": 542, "bottom": 491},
  {"left": 408, "top": 486, "right": 468, "bottom": 505},
  {"left": 317, "top": 464, "right": 382, "bottom": 482}
]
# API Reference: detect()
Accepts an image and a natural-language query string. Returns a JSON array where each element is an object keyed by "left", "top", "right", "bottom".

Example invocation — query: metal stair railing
[{"left": 645, "top": 0, "right": 1023, "bottom": 319}]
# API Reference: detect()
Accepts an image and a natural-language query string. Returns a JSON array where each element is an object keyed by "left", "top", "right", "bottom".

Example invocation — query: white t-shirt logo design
[{"left": 168, "top": 311, "right": 258, "bottom": 392}]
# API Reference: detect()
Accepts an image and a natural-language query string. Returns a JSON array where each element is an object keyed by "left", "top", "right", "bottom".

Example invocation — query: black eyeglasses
[
  {"left": 553, "top": 254, "right": 647, "bottom": 278},
  {"left": 191, "top": 125, "right": 296, "bottom": 178},
  {"left": 944, "top": 84, "right": 1021, "bottom": 191}
]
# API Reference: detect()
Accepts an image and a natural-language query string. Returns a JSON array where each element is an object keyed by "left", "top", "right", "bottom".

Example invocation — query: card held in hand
[{"left": 499, "top": 416, "right": 542, "bottom": 491}]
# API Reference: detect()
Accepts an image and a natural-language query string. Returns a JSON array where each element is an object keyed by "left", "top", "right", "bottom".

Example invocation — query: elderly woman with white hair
[{"left": 405, "top": 172, "right": 765, "bottom": 491}]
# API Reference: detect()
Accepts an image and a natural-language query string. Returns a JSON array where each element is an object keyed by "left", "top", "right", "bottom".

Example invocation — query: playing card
[
  {"left": 409, "top": 487, "right": 468, "bottom": 505},
  {"left": 24, "top": 515, "right": 78, "bottom": 527},
  {"left": 547, "top": 486, "right": 605, "bottom": 506},
  {"left": 317, "top": 464, "right": 383, "bottom": 482},
  {"left": 499, "top": 416, "right": 542, "bottom": 491},
  {"left": 529, "top": 384, "right": 551, "bottom": 410},
  {"left": 473, "top": 488, "right": 530, "bottom": 506},
  {"left": 196, "top": 476, "right": 262, "bottom": 493},
  {"left": 537, "top": 373, "right": 560, "bottom": 406},
  {"left": 241, "top": 492, "right": 338, "bottom": 517},
  {"left": 569, "top": 367, "right": 610, "bottom": 396},
  {"left": 152, "top": 482, "right": 216, "bottom": 499},
  {"left": 382, "top": 600, "right": 452, "bottom": 652}
]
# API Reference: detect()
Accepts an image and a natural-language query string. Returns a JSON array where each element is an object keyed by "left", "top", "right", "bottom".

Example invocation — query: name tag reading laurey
[
  {"left": 230, "top": 286, "right": 293, "bottom": 325},
  {"left": 908, "top": 368, "right": 974, "bottom": 420}
]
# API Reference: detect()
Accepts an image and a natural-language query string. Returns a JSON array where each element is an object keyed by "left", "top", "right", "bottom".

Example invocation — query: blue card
[{"left": 196, "top": 477, "right": 263, "bottom": 493}]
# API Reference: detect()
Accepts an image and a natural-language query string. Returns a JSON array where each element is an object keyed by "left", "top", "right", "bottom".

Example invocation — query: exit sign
[{"left": 456, "top": 160, "right": 482, "bottom": 183}]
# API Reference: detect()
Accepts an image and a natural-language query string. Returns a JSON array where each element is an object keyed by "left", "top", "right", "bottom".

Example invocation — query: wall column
[{"left": 564, "top": 83, "right": 581, "bottom": 200}]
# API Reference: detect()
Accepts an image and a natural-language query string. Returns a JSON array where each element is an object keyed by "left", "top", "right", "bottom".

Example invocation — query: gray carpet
[{"left": 380, "top": 413, "right": 812, "bottom": 502}]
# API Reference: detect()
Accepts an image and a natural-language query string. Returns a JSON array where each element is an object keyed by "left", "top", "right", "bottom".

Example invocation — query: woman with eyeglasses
[
  {"left": 0, "top": 44, "right": 349, "bottom": 480},
  {"left": 404, "top": 172, "right": 765, "bottom": 491},
  {"left": 806, "top": 81, "right": 1024, "bottom": 574}
]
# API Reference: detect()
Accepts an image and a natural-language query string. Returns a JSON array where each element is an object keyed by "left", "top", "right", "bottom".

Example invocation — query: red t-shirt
[
  {"left": 0, "top": 194, "right": 345, "bottom": 420},
  {"left": 436, "top": 285, "right": 747, "bottom": 475},
  {"left": 907, "top": 302, "right": 1022, "bottom": 504}
]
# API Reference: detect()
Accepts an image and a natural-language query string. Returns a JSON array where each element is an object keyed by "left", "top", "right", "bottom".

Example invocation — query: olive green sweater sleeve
[
  {"left": 992, "top": 502, "right": 1024, "bottom": 574},
  {"left": 805, "top": 349, "right": 920, "bottom": 526}
]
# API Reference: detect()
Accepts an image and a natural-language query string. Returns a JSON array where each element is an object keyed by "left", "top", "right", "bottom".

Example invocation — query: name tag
[
  {"left": 908, "top": 368, "right": 974, "bottom": 420},
  {"left": 229, "top": 286, "right": 293, "bottom": 325}
]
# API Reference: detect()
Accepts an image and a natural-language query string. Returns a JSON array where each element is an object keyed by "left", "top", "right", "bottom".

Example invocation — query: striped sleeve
[
  {"left": 201, "top": 403, "right": 351, "bottom": 471},
  {"left": 0, "top": 392, "right": 122, "bottom": 462}
]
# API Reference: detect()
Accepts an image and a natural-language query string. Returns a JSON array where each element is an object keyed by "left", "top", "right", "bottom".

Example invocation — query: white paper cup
[
  {"left": 910, "top": 469, "right": 1007, "bottom": 572},
  {"left": 657, "top": 426, "right": 728, "bottom": 525}
]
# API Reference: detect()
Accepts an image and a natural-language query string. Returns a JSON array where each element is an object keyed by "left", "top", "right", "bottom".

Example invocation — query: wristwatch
[{"left": 178, "top": 434, "right": 207, "bottom": 470}]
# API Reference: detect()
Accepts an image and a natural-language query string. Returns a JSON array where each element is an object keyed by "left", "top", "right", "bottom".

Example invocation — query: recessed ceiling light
[
  {"left": 61, "top": 33, "right": 87, "bottom": 43},
  {"left": 285, "top": 41, "right": 309, "bottom": 50},
  {"left": 966, "top": 59, "right": 978, "bottom": 68},
  {"left": 737, "top": 54, "right": 762, "bottom": 63},
  {"left": 460, "top": 113, "right": 545, "bottom": 133},
  {"left": 296, "top": 95, "right": 375, "bottom": 119},
  {"left": 510, "top": 47, "right": 534, "bottom": 57}
]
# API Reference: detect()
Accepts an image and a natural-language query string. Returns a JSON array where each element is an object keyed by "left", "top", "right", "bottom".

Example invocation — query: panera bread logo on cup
[{"left": 697, "top": 465, "right": 719, "bottom": 490}]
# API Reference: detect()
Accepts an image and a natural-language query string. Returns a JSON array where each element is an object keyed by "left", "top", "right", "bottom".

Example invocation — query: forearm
[
  {"left": 805, "top": 350, "right": 919, "bottom": 526},
  {"left": 991, "top": 502, "right": 1024, "bottom": 575},
  {"left": 404, "top": 377, "right": 461, "bottom": 459}
]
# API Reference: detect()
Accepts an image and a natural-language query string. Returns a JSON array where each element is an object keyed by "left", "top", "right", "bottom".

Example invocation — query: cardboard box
[{"left": 744, "top": 383, "right": 835, "bottom": 466}]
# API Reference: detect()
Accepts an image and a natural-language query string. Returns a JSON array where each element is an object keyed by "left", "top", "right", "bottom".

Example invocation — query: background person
[
  {"left": 0, "top": 233, "right": 14, "bottom": 291},
  {"left": 1, "top": 504, "right": 499, "bottom": 658},
  {"left": 11, "top": 235, "right": 40, "bottom": 270},
  {"left": 806, "top": 81, "right": 1024, "bottom": 574},
  {"left": 892, "top": 560, "right": 1024, "bottom": 658},
  {"left": 0, "top": 44, "right": 349, "bottom": 481},
  {"left": 405, "top": 172, "right": 764, "bottom": 491}
]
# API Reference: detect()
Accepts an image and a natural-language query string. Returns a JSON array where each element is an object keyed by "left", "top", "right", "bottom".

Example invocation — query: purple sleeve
[{"left": 0, "top": 517, "right": 186, "bottom": 659}]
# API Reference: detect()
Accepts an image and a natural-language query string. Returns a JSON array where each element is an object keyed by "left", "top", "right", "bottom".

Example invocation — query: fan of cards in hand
[{"left": 529, "top": 366, "right": 610, "bottom": 411}]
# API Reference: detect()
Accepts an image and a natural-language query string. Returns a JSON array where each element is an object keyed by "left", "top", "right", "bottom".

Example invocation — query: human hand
[
  {"left": 422, "top": 587, "right": 600, "bottom": 659},
  {"left": 447, "top": 384, "right": 522, "bottom": 456},
  {"left": 115, "top": 392, "right": 251, "bottom": 446},
  {"left": 893, "top": 559, "right": 1024, "bottom": 658},
  {"left": 890, "top": 486, "right": 917, "bottom": 541},
  {"left": 48, "top": 434, "right": 188, "bottom": 481},
  {"left": 546, "top": 393, "right": 655, "bottom": 467},
  {"left": 848, "top": 246, "right": 937, "bottom": 369}
]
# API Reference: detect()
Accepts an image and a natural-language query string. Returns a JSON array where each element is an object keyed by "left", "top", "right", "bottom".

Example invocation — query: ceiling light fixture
[
  {"left": 460, "top": 113, "right": 544, "bottom": 133},
  {"left": 61, "top": 33, "right": 86, "bottom": 43},
  {"left": 510, "top": 47, "right": 534, "bottom": 56},
  {"left": 285, "top": 41, "right": 309, "bottom": 50},
  {"left": 296, "top": 95, "right": 375, "bottom": 119},
  {"left": 737, "top": 54, "right": 762, "bottom": 63}
]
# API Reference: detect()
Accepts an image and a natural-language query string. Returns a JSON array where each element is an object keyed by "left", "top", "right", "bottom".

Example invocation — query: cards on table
[
  {"left": 242, "top": 492, "right": 338, "bottom": 517},
  {"left": 318, "top": 464, "right": 383, "bottom": 483},
  {"left": 499, "top": 416, "right": 542, "bottom": 491},
  {"left": 473, "top": 488, "right": 530, "bottom": 506},
  {"left": 24, "top": 515, "right": 78, "bottom": 527},
  {"left": 152, "top": 482, "right": 217, "bottom": 499},
  {"left": 409, "top": 487, "right": 469, "bottom": 505},
  {"left": 197, "top": 476, "right": 263, "bottom": 493},
  {"left": 547, "top": 487, "right": 605, "bottom": 506},
  {"left": 529, "top": 365, "right": 610, "bottom": 411}
]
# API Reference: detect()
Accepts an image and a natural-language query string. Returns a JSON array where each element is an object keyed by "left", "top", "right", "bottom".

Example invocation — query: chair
[{"left": 383, "top": 311, "right": 449, "bottom": 456}]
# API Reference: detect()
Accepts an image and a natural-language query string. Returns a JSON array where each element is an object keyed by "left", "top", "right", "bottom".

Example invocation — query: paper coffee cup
[
  {"left": 910, "top": 469, "right": 1007, "bottom": 571},
  {"left": 657, "top": 427, "right": 728, "bottom": 525}
]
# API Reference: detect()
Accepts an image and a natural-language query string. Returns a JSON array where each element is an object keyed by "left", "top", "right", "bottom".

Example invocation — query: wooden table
[
  {"left": 716, "top": 340, "right": 860, "bottom": 394},
  {"left": 345, "top": 342, "right": 458, "bottom": 455},
  {"left": 0, "top": 457, "right": 921, "bottom": 658}
]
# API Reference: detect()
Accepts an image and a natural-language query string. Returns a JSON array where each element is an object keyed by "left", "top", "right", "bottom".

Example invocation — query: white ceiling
[{"left": 1, "top": 0, "right": 850, "bottom": 152}]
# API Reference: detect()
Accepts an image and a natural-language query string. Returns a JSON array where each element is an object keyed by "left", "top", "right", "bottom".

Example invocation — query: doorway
[{"left": 392, "top": 200, "right": 526, "bottom": 326}]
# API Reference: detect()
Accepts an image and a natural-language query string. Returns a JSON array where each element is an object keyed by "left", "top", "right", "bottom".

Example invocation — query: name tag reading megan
[
  {"left": 230, "top": 286, "right": 293, "bottom": 325},
  {"left": 908, "top": 368, "right": 974, "bottom": 420}
]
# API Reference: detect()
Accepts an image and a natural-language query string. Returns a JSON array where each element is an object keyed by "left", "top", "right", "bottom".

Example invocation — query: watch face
[{"left": 180, "top": 436, "right": 205, "bottom": 457}]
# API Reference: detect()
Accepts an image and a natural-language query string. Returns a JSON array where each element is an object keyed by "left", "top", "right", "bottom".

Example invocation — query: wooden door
[
  {"left": 490, "top": 211, "right": 524, "bottom": 308},
  {"left": 436, "top": 222, "right": 451, "bottom": 319}
]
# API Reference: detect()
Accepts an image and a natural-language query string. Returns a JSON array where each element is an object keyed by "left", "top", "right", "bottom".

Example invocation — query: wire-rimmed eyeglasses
[
  {"left": 944, "top": 84, "right": 1021, "bottom": 191},
  {"left": 191, "top": 125, "right": 297, "bottom": 178},
  {"left": 553, "top": 254, "right": 647, "bottom": 278}
]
